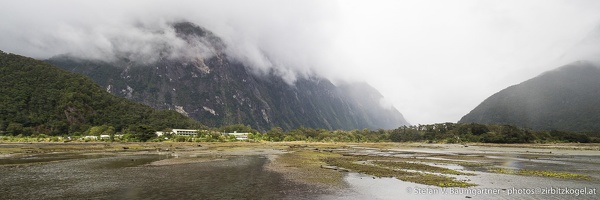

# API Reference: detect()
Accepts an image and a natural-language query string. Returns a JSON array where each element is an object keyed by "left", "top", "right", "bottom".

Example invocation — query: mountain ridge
[
  {"left": 459, "top": 61, "right": 600, "bottom": 132},
  {"left": 46, "top": 21, "right": 409, "bottom": 131}
]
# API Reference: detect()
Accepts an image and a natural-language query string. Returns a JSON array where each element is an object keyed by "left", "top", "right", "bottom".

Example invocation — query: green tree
[
  {"left": 127, "top": 125, "right": 156, "bottom": 142},
  {"left": 266, "top": 127, "right": 284, "bottom": 142},
  {"left": 6, "top": 122, "right": 24, "bottom": 136},
  {"left": 87, "top": 125, "right": 115, "bottom": 136}
]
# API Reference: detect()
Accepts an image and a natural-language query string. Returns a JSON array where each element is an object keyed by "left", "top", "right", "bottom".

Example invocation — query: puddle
[{"left": 321, "top": 173, "right": 466, "bottom": 200}]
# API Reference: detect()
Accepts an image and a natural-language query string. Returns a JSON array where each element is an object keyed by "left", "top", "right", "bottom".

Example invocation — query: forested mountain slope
[
  {"left": 460, "top": 61, "right": 600, "bottom": 132},
  {"left": 0, "top": 51, "right": 202, "bottom": 135}
]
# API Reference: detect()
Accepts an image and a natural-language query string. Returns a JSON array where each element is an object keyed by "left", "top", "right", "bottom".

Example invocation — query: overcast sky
[{"left": 1, "top": 0, "right": 600, "bottom": 124}]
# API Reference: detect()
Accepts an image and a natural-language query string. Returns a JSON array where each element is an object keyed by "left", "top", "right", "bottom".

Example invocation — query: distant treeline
[
  {"left": 238, "top": 123, "right": 598, "bottom": 143},
  {"left": 2, "top": 122, "right": 597, "bottom": 143}
]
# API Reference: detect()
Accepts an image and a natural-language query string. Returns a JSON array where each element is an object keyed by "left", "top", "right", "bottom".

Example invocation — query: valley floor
[{"left": 0, "top": 142, "right": 599, "bottom": 199}]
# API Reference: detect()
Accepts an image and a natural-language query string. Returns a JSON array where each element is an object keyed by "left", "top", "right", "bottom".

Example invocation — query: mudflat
[{"left": 0, "top": 142, "right": 599, "bottom": 199}]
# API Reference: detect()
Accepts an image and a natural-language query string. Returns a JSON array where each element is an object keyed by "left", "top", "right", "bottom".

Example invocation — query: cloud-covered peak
[{"left": 2, "top": 0, "right": 600, "bottom": 124}]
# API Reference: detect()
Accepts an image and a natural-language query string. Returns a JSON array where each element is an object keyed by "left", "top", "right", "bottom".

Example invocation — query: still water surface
[
  {"left": 2, "top": 145, "right": 599, "bottom": 200},
  {"left": 0, "top": 155, "right": 322, "bottom": 199}
]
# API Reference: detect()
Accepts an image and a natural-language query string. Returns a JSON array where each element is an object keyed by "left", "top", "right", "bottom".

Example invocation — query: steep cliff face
[
  {"left": 48, "top": 22, "right": 408, "bottom": 131},
  {"left": 460, "top": 61, "right": 600, "bottom": 132}
]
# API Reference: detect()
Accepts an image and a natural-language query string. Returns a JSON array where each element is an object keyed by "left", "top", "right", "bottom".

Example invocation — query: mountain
[
  {"left": 47, "top": 22, "right": 408, "bottom": 131},
  {"left": 459, "top": 61, "right": 600, "bottom": 132},
  {"left": 0, "top": 50, "right": 203, "bottom": 136}
]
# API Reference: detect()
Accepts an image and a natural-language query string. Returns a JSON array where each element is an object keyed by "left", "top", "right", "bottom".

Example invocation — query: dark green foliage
[
  {"left": 389, "top": 126, "right": 422, "bottom": 142},
  {"left": 6, "top": 123, "right": 25, "bottom": 135},
  {"left": 125, "top": 125, "right": 156, "bottom": 142},
  {"left": 266, "top": 127, "right": 284, "bottom": 142},
  {"left": 86, "top": 125, "right": 115, "bottom": 136},
  {"left": 384, "top": 123, "right": 591, "bottom": 144},
  {"left": 475, "top": 125, "right": 534, "bottom": 143},
  {"left": 0, "top": 51, "right": 203, "bottom": 136},
  {"left": 460, "top": 61, "right": 600, "bottom": 132},
  {"left": 548, "top": 130, "right": 591, "bottom": 143},
  {"left": 459, "top": 123, "right": 489, "bottom": 135},
  {"left": 251, "top": 123, "right": 598, "bottom": 144}
]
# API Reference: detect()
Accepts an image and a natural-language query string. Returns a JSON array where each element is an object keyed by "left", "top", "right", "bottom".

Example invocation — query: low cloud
[
  {"left": 2, "top": 0, "right": 600, "bottom": 124},
  {"left": 558, "top": 25, "right": 600, "bottom": 65},
  {"left": 3, "top": 18, "right": 217, "bottom": 64},
  {"left": 0, "top": 0, "right": 339, "bottom": 84}
]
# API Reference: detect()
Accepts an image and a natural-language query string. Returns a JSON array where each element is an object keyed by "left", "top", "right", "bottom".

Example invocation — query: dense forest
[
  {"left": 0, "top": 51, "right": 204, "bottom": 139},
  {"left": 231, "top": 123, "right": 597, "bottom": 144}
]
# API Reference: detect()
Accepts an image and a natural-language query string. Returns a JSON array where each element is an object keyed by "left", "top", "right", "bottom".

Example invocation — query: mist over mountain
[
  {"left": 47, "top": 22, "right": 408, "bottom": 131},
  {"left": 460, "top": 61, "right": 600, "bottom": 132}
]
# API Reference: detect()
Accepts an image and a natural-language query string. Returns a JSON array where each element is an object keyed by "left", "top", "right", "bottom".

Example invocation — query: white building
[
  {"left": 173, "top": 129, "right": 198, "bottom": 136},
  {"left": 156, "top": 129, "right": 199, "bottom": 136},
  {"left": 226, "top": 131, "right": 249, "bottom": 140},
  {"left": 83, "top": 136, "right": 98, "bottom": 140},
  {"left": 155, "top": 129, "right": 248, "bottom": 140}
]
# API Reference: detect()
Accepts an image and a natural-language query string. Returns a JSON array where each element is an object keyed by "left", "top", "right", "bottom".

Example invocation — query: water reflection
[
  {"left": 320, "top": 173, "right": 465, "bottom": 200},
  {"left": 0, "top": 155, "right": 322, "bottom": 200}
]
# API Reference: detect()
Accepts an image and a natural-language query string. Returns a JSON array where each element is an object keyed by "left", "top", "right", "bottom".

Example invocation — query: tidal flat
[{"left": 0, "top": 142, "right": 599, "bottom": 199}]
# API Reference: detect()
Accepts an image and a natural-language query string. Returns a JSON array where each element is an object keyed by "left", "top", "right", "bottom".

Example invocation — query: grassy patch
[
  {"left": 0, "top": 147, "right": 24, "bottom": 154},
  {"left": 347, "top": 155, "right": 491, "bottom": 168},
  {"left": 352, "top": 143, "right": 403, "bottom": 149},
  {"left": 273, "top": 150, "right": 345, "bottom": 187},
  {"left": 373, "top": 161, "right": 474, "bottom": 175},
  {"left": 489, "top": 168, "right": 591, "bottom": 180},
  {"left": 323, "top": 157, "right": 476, "bottom": 187}
]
